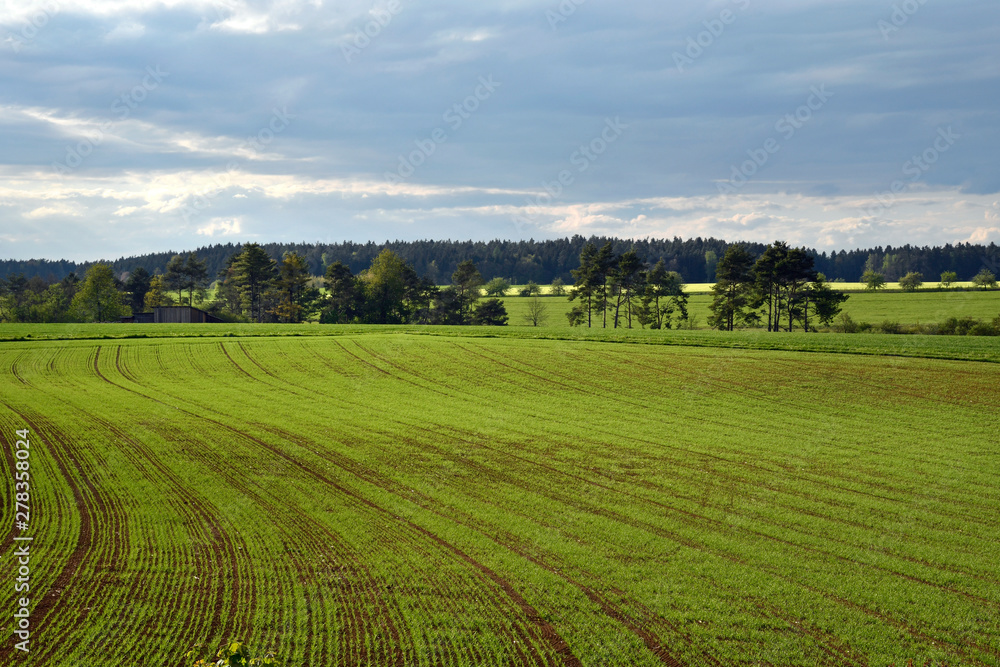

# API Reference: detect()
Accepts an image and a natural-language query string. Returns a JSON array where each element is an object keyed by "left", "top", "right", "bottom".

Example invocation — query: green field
[
  {"left": 2, "top": 327, "right": 999, "bottom": 665},
  {"left": 502, "top": 289, "right": 1000, "bottom": 330}
]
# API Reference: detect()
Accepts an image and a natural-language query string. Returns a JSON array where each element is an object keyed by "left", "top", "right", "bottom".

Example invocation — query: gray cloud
[{"left": 1, "top": 0, "right": 998, "bottom": 260}]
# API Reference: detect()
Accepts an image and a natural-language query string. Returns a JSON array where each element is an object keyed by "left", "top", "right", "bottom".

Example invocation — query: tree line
[
  {"left": 0, "top": 244, "right": 509, "bottom": 325},
  {"left": 4, "top": 237, "right": 998, "bottom": 286}
]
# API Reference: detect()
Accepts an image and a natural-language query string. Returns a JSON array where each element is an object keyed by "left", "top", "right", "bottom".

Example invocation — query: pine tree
[{"left": 708, "top": 245, "right": 754, "bottom": 331}]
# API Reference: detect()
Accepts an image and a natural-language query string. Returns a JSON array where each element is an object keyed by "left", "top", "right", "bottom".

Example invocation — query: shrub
[
  {"left": 837, "top": 313, "right": 872, "bottom": 333},
  {"left": 878, "top": 320, "right": 902, "bottom": 334},
  {"left": 969, "top": 321, "right": 999, "bottom": 336},
  {"left": 188, "top": 641, "right": 279, "bottom": 667},
  {"left": 519, "top": 281, "right": 541, "bottom": 297},
  {"left": 939, "top": 316, "right": 987, "bottom": 336}
]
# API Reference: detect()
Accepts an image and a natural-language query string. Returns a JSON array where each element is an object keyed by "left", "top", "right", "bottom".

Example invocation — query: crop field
[
  {"left": 501, "top": 289, "right": 1000, "bottom": 329},
  {"left": 2, "top": 330, "right": 1000, "bottom": 665}
]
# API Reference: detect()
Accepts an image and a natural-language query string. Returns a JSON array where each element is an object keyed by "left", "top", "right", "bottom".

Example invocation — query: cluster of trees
[
  {"left": 0, "top": 272, "right": 82, "bottom": 323},
  {"left": 0, "top": 265, "right": 153, "bottom": 323},
  {"left": 565, "top": 242, "right": 689, "bottom": 329},
  {"left": 861, "top": 268, "right": 998, "bottom": 292},
  {"left": 6, "top": 237, "right": 997, "bottom": 286},
  {"left": 1, "top": 244, "right": 508, "bottom": 325},
  {"left": 707, "top": 242, "right": 850, "bottom": 332},
  {"left": 315, "top": 250, "right": 507, "bottom": 326}
]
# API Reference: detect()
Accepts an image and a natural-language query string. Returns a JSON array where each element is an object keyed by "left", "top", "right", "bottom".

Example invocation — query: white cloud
[
  {"left": 104, "top": 20, "right": 145, "bottom": 40},
  {"left": 23, "top": 203, "right": 83, "bottom": 219},
  {"left": 197, "top": 217, "right": 242, "bottom": 236}
]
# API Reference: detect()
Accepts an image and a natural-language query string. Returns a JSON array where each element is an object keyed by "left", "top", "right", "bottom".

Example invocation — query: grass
[
  {"left": 502, "top": 288, "right": 1000, "bottom": 330},
  {"left": 0, "top": 327, "right": 998, "bottom": 665}
]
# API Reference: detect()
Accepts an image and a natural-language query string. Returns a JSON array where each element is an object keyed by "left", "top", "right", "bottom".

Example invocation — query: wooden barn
[
  {"left": 154, "top": 306, "right": 223, "bottom": 323},
  {"left": 121, "top": 306, "right": 222, "bottom": 324}
]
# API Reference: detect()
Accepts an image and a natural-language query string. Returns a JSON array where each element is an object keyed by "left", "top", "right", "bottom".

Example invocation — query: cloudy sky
[{"left": 1, "top": 0, "right": 998, "bottom": 261}]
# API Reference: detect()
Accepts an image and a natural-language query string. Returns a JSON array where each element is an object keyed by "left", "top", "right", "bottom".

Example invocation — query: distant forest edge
[{"left": 3, "top": 236, "right": 999, "bottom": 285}]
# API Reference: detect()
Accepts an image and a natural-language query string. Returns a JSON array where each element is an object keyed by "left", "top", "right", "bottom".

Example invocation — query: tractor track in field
[
  {"left": 767, "top": 355, "right": 999, "bottom": 410},
  {"left": 172, "top": 348, "right": 541, "bottom": 662},
  {"left": 389, "top": 422, "right": 997, "bottom": 664},
  {"left": 0, "top": 406, "right": 130, "bottom": 667},
  {"left": 92, "top": 342, "right": 575, "bottom": 665},
  {"left": 331, "top": 338, "right": 455, "bottom": 399},
  {"left": 102, "top": 343, "right": 394, "bottom": 667},
  {"left": 171, "top": 430, "right": 373, "bottom": 667},
  {"left": 94, "top": 347, "right": 257, "bottom": 654},
  {"left": 244, "top": 342, "right": 708, "bottom": 663},
  {"left": 111, "top": 345, "right": 259, "bottom": 644},
  {"left": 5, "top": 346, "right": 257, "bottom": 652},
  {"left": 331, "top": 341, "right": 1000, "bottom": 602},
  {"left": 579, "top": 450, "right": 1000, "bottom": 588},
  {"left": 534, "top": 431, "right": 1000, "bottom": 604},
  {"left": 338, "top": 341, "right": 995, "bottom": 552},
  {"left": 8, "top": 337, "right": 997, "bottom": 664},
  {"left": 516, "top": 344, "right": 996, "bottom": 501},
  {"left": 353, "top": 340, "right": 1000, "bottom": 595},
  {"left": 748, "top": 596, "right": 868, "bottom": 667},
  {"left": 219, "top": 425, "right": 562, "bottom": 666},
  {"left": 426, "top": 429, "right": 998, "bottom": 613},
  {"left": 268, "top": 425, "right": 689, "bottom": 667},
  {"left": 93, "top": 413, "right": 254, "bottom": 647},
  {"left": 456, "top": 341, "right": 1000, "bottom": 543},
  {"left": 93, "top": 344, "right": 396, "bottom": 666},
  {"left": 647, "top": 352, "right": 1000, "bottom": 503},
  {"left": 251, "top": 425, "right": 569, "bottom": 666},
  {"left": 215, "top": 342, "right": 584, "bottom": 663}
]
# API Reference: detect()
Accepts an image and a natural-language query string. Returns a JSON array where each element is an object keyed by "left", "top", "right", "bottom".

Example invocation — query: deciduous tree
[
  {"left": 861, "top": 269, "right": 886, "bottom": 291},
  {"left": 972, "top": 268, "right": 997, "bottom": 290},
  {"left": 898, "top": 272, "right": 923, "bottom": 292},
  {"left": 72, "top": 263, "right": 126, "bottom": 322},
  {"left": 523, "top": 296, "right": 548, "bottom": 326},
  {"left": 483, "top": 277, "right": 511, "bottom": 297}
]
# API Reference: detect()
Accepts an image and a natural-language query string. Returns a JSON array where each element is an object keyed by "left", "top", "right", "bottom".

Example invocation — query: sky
[{"left": 1, "top": 0, "right": 998, "bottom": 262}]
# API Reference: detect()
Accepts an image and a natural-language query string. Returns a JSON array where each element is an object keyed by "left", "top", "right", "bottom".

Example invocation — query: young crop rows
[{"left": 1, "top": 333, "right": 998, "bottom": 665}]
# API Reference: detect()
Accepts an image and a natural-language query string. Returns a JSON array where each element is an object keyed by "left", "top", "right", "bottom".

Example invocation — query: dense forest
[{"left": 3, "top": 237, "right": 998, "bottom": 285}]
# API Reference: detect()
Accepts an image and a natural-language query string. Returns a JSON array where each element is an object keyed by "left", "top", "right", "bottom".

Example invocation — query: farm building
[{"left": 121, "top": 306, "right": 222, "bottom": 324}]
